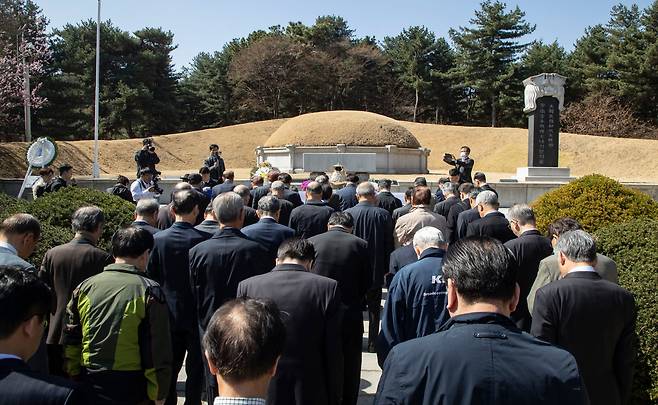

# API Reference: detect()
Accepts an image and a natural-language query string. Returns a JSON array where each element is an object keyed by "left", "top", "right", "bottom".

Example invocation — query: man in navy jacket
[
  {"left": 242, "top": 196, "right": 295, "bottom": 263},
  {"left": 335, "top": 174, "right": 359, "bottom": 211},
  {"left": 375, "top": 236, "right": 588, "bottom": 405}
]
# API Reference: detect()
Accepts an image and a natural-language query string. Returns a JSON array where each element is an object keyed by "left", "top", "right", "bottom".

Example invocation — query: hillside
[{"left": 1, "top": 116, "right": 658, "bottom": 182}]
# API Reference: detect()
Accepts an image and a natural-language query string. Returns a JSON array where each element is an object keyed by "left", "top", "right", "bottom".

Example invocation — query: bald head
[{"left": 305, "top": 181, "right": 322, "bottom": 201}]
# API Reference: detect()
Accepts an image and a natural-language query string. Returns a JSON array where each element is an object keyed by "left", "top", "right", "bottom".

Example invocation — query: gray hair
[
  {"left": 72, "top": 206, "right": 105, "bottom": 233},
  {"left": 441, "top": 182, "right": 458, "bottom": 196},
  {"left": 356, "top": 181, "right": 375, "bottom": 197},
  {"left": 213, "top": 192, "right": 244, "bottom": 224},
  {"left": 555, "top": 230, "right": 597, "bottom": 263},
  {"left": 257, "top": 196, "right": 281, "bottom": 215},
  {"left": 271, "top": 180, "right": 285, "bottom": 191},
  {"left": 232, "top": 184, "right": 251, "bottom": 198},
  {"left": 507, "top": 204, "right": 536, "bottom": 226},
  {"left": 315, "top": 175, "right": 329, "bottom": 184},
  {"left": 413, "top": 226, "right": 445, "bottom": 251},
  {"left": 475, "top": 190, "right": 499, "bottom": 208},
  {"left": 135, "top": 199, "right": 160, "bottom": 217},
  {"left": 468, "top": 188, "right": 481, "bottom": 200}
]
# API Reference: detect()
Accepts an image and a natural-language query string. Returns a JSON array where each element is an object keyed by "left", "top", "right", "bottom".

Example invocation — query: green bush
[
  {"left": 596, "top": 219, "right": 658, "bottom": 403},
  {"left": 531, "top": 174, "right": 658, "bottom": 234},
  {"left": 29, "top": 223, "right": 74, "bottom": 269}
]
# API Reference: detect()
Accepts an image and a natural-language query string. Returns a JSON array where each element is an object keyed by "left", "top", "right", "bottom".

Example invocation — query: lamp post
[
  {"left": 21, "top": 29, "right": 32, "bottom": 143},
  {"left": 92, "top": 0, "right": 101, "bottom": 178}
]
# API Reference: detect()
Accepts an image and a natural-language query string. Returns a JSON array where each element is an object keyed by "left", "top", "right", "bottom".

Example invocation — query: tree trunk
[
  {"left": 491, "top": 95, "right": 497, "bottom": 127},
  {"left": 435, "top": 106, "right": 439, "bottom": 124},
  {"left": 413, "top": 87, "right": 419, "bottom": 122}
]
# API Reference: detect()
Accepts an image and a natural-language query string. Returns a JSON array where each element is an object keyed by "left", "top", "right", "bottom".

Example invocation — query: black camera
[{"left": 148, "top": 146, "right": 155, "bottom": 152}]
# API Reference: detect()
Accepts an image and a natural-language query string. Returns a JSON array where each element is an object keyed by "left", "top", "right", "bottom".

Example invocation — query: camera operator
[
  {"left": 135, "top": 138, "right": 160, "bottom": 178},
  {"left": 131, "top": 168, "right": 162, "bottom": 202},
  {"left": 203, "top": 144, "right": 225, "bottom": 184}
]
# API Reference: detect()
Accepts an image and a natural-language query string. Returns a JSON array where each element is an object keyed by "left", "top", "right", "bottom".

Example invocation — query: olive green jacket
[{"left": 63, "top": 263, "right": 172, "bottom": 401}]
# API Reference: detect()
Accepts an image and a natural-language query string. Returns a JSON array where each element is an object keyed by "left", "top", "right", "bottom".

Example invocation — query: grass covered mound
[{"left": 531, "top": 174, "right": 658, "bottom": 234}]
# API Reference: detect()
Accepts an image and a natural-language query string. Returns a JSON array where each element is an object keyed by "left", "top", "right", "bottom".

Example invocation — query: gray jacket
[{"left": 0, "top": 245, "right": 35, "bottom": 272}]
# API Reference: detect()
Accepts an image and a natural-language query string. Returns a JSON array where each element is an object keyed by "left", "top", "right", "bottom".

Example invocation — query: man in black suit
[
  {"left": 532, "top": 230, "right": 636, "bottom": 405},
  {"left": 0, "top": 266, "right": 85, "bottom": 404},
  {"left": 195, "top": 206, "right": 219, "bottom": 234},
  {"left": 375, "top": 237, "right": 588, "bottom": 405},
  {"left": 271, "top": 180, "right": 295, "bottom": 226},
  {"left": 442, "top": 145, "right": 474, "bottom": 184},
  {"left": 466, "top": 190, "right": 515, "bottom": 243},
  {"left": 433, "top": 182, "right": 460, "bottom": 218},
  {"left": 157, "top": 182, "right": 193, "bottom": 230},
  {"left": 456, "top": 188, "right": 481, "bottom": 240},
  {"left": 335, "top": 174, "right": 359, "bottom": 211},
  {"left": 211, "top": 170, "right": 235, "bottom": 198},
  {"left": 278, "top": 172, "right": 303, "bottom": 208},
  {"left": 503, "top": 204, "right": 553, "bottom": 331},
  {"left": 233, "top": 184, "right": 260, "bottom": 227},
  {"left": 147, "top": 190, "right": 211, "bottom": 405},
  {"left": 473, "top": 171, "right": 498, "bottom": 196},
  {"left": 189, "top": 192, "right": 272, "bottom": 400},
  {"left": 377, "top": 179, "right": 402, "bottom": 216},
  {"left": 289, "top": 182, "right": 334, "bottom": 238},
  {"left": 238, "top": 238, "right": 343, "bottom": 405},
  {"left": 392, "top": 187, "right": 413, "bottom": 224},
  {"left": 345, "top": 182, "right": 394, "bottom": 352},
  {"left": 242, "top": 196, "right": 295, "bottom": 262},
  {"left": 251, "top": 171, "right": 280, "bottom": 209},
  {"left": 309, "top": 212, "right": 371, "bottom": 405},
  {"left": 387, "top": 244, "right": 417, "bottom": 287},
  {"left": 445, "top": 183, "right": 474, "bottom": 243},
  {"left": 131, "top": 198, "right": 161, "bottom": 235}
]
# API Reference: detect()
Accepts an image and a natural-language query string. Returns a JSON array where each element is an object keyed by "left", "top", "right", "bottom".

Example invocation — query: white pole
[
  {"left": 21, "top": 30, "right": 31, "bottom": 143},
  {"left": 92, "top": 0, "right": 101, "bottom": 178}
]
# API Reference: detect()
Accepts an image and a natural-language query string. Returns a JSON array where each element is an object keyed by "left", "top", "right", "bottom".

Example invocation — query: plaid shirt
[{"left": 214, "top": 397, "right": 266, "bottom": 405}]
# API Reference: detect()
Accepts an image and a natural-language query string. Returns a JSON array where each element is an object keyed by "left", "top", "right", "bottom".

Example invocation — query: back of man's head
[
  {"left": 448, "top": 168, "right": 460, "bottom": 178},
  {"left": 172, "top": 190, "right": 200, "bottom": 215},
  {"left": 508, "top": 204, "right": 536, "bottom": 227},
  {"left": 321, "top": 183, "right": 333, "bottom": 200},
  {"left": 306, "top": 181, "right": 322, "bottom": 196},
  {"left": 315, "top": 175, "right": 329, "bottom": 184},
  {"left": 213, "top": 192, "right": 244, "bottom": 224},
  {"left": 412, "top": 186, "right": 431, "bottom": 206},
  {"left": 271, "top": 181, "right": 285, "bottom": 194},
  {"left": 379, "top": 179, "right": 392, "bottom": 190},
  {"left": 475, "top": 190, "right": 499, "bottom": 209},
  {"left": 458, "top": 183, "right": 475, "bottom": 196},
  {"left": 111, "top": 227, "right": 154, "bottom": 259},
  {"left": 413, "top": 226, "right": 445, "bottom": 252},
  {"left": 546, "top": 217, "right": 581, "bottom": 239},
  {"left": 441, "top": 182, "right": 458, "bottom": 197},
  {"left": 258, "top": 196, "right": 280, "bottom": 216},
  {"left": 116, "top": 175, "right": 129, "bottom": 186},
  {"left": 267, "top": 171, "right": 281, "bottom": 184},
  {"left": 233, "top": 185, "right": 251, "bottom": 199},
  {"left": 223, "top": 171, "right": 235, "bottom": 181},
  {"left": 328, "top": 212, "right": 354, "bottom": 229},
  {"left": 555, "top": 230, "right": 597, "bottom": 264},
  {"left": 0, "top": 214, "right": 40, "bottom": 239},
  {"left": 404, "top": 187, "right": 414, "bottom": 203},
  {"left": 278, "top": 173, "right": 292, "bottom": 184},
  {"left": 71, "top": 206, "right": 104, "bottom": 234},
  {"left": 203, "top": 297, "right": 286, "bottom": 383},
  {"left": 346, "top": 174, "right": 359, "bottom": 184},
  {"left": 276, "top": 238, "right": 315, "bottom": 263},
  {"left": 251, "top": 175, "right": 264, "bottom": 186},
  {"left": 188, "top": 173, "right": 203, "bottom": 187},
  {"left": 473, "top": 172, "right": 486, "bottom": 183},
  {"left": 356, "top": 181, "right": 375, "bottom": 199},
  {"left": 136, "top": 199, "right": 160, "bottom": 218},
  {"left": 0, "top": 266, "right": 51, "bottom": 343},
  {"left": 443, "top": 236, "right": 517, "bottom": 305},
  {"left": 413, "top": 177, "right": 427, "bottom": 187}
]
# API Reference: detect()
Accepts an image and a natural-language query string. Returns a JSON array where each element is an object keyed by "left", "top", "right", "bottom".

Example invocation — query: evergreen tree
[
  {"left": 450, "top": 1, "right": 534, "bottom": 127},
  {"left": 641, "top": 0, "right": 658, "bottom": 123}
]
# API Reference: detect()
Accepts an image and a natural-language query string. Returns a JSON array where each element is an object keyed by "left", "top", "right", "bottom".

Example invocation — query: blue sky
[{"left": 35, "top": 0, "right": 654, "bottom": 71}]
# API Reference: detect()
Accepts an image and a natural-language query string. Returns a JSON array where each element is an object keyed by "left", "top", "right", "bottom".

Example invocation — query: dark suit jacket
[
  {"left": 147, "top": 222, "right": 211, "bottom": 331},
  {"left": 480, "top": 183, "right": 498, "bottom": 196},
  {"left": 276, "top": 197, "right": 295, "bottom": 226},
  {"left": 445, "top": 199, "right": 469, "bottom": 243},
  {"left": 336, "top": 184, "right": 358, "bottom": 211},
  {"left": 195, "top": 219, "right": 219, "bottom": 235},
  {"left": 345, "top": 202, "right": 394, "bottom": 286},
  {"left": 309, "top": 227, "right": 371, "bottom": 313},
  {"left": 377, "top": 191, "right": 402, "bottom": 216},
  {"left": 189, "top": 227, "right": 272, "bottom": 330},
  {"left": 237, "top": 264, "right": 343, "bottom": 405},
  {"left": 433, "top": 196, "right": 459, "bottom": 218},
  {"left": 392, "top": 204, "right": 411, "bottom": 224},
  {"left": 242, "top": 218, "right": 295, "bottom": 260},
  {"left": 456, "top": 207, "right": 479, "bottom": 240},
  {"left": 211, "top": 180, "right": 235, "bottom": 198},
  {"left": 130, "top": 220, "right": 160, "bottom": 235},
  {"left": 243, "top": 206, "right": 260, "bottom": 227},
  {"left": 387, "top": 244, "right": 418, "bottom": 287},
  {"left": 376, "top": 313, "right": 588, "bottom": 405},
  {"left": 466, "top": 211, "right": 516, "bottom": 243},
  {"left": 283, "top": 188, "right": 303, "bottom": 208},
  {"left": 0, "top": 358, "right": 85, "bottom": 404},
  {"left": 531, "top": 271, "right": 636, "bottom": 405},
  {"left": 156, "top": 204, "right": 174, "bottom": 230},
  {"left": 250, "top": 184, "right": 270, "bottom": 208},
  {"left": 39, "top": 237, "right": 113, "bottom": 345},
  {"left": 504, "top": 230, "right": 553, "bottom": 330},
  {"left": 289, "top": 201, "right": 335, "bottom": 239}
]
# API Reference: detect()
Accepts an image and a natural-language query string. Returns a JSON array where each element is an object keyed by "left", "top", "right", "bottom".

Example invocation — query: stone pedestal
[{"left": 515, "top": 167, "right": 574, "bottom": 183}]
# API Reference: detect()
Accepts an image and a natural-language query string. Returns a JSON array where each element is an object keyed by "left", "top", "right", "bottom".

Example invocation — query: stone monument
[{"left": 515, "top": 73, "right": 573, "bottom": 182}]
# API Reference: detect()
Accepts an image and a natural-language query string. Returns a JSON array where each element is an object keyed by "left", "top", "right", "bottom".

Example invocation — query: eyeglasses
[{"left": 41, "top": 318, "right": 49, "bottom": 329}]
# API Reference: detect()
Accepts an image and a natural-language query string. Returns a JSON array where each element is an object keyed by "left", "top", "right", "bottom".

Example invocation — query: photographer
[
  {"left": 130, "top": 168, "right": 161, "bottom": 202},
  {"left": 203, "top": 144, "right": 225, "bottom": 184},
  {"left": 135, "top": 138, "right": 160, "bottom": 178},
  {"left": 443, "top": 146, "right": 474, "bottom": 184}
]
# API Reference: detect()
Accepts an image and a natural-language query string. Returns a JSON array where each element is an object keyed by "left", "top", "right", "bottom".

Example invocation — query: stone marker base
[{"left": 514, "top": 167, "right": 575, "bottom": 183}]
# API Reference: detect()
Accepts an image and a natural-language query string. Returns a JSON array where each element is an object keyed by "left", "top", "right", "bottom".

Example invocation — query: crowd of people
[{"left": 0, "top": 144, "right": 638, "bottom": 405}]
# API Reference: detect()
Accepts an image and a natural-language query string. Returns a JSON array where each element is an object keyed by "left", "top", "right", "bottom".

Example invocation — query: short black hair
[
  {"left": 111, "top": 227, "right": 154, "bottom": 259},
  {"left": 209, "top": 144, "right": 219, "bottom": 150},
  {"left": 442, "top": 236, "right": 517, "bottom": 304},
  {"left": 473, "top": 172, "right": 486, "bottom": 182},
  {"left": 199, "top": 166, "right": 211, "bottom": 175},
  {"left": 328, "top": 212, "right": 353, "bottom": 228},
  {"left": 0, "top": 214, "right": 40, "bottom": 238},
  {"left": 278, "top": 173, "right": 293, "bottom": 184},
  {"left": 321, "top": 183, "right": 333, "bottom": 200},
  {"left": 379, "top": 179, "right": 392, "bottom": 189},
  {"left": 413, "top": 177, "right": 427, "bottom": 187},
  {"left": 458, "top": 183, "right": 475, "bottom": 195},
  {"left": 59, "top": 164, "right": 72, "bottom": 175},
  {"left": 460, "top": 146, "right": 471, "bottom": 154},
  {"left": 448, "top": 168, "right": 460, "bottom": 177},
  {"left": 203, "top": 298, "right": 285, "bottom": 383},
  {"left": 346, "top": 174, "right": 359, "bottom": 183},
  {"left": 0, "top": 266, "right": 52, "bottom": 339},
  {"left": 188, "top": 173, "right": 203, "bottom": 185},
  {"left": 276, "top": 237, "right": 315, "bottom": 261},
  {"left": 404, "top": 187, "right": 414, "bottom": 199},
  {"left": 116, "top": 175, "right": 129, "bottom": 186},
  {"left": 172, "top": 190, "right": 200, "bottom": 215},
  {"left": 438, "top": 177, "right": 450, "bottom": 184},
  {"left": 546, "top": 217, "right": 582, "bottom": 239}
]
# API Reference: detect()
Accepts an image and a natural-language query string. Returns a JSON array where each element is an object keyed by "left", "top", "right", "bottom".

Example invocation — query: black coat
[
  {"left": 288, "top": 201, "right": 335, "bottom": 239},
  {"left": 242, "top": 218, "right": 295, "bottom": 261},
  {"left": 387, "top": 244, "right": 417, "bottom": 288},
  {"left": 432, "top": 196, "right": 459, "bottom": 218},
  {"left": 504, "top": 230, "right": 553, "bottom": 330},
  {"left": 277, "top": 197, "right": 295, "bottom": 226},
  {"left": 243, "top": 206, "right": 260, "bottom": 227},
  {"left": 336, "top": 184, "right": 358, "bottom": 211},
  {"left": 156, "top": 204, "right": 174, "bottom": 230},
  {"left": 445, "top": 199, "right": 469, "bottom": 243},
  {"left": 250, "top": 184, "right": 270, "bottom": 208},
  {"left": 283, "top": 188, "right": 303, "bottom": 208},
  {"left": 147, "top": 222, "right": 211, "bottom": 331},
  {"left": 130, "top": 220, "right": 160, "bottom": 235},
  {"left": 466, "top": 211, "right": 516, "bottom": 243},
  {"left": 0, "top": 358, "right": 86, "bottom": 405},
  {"left": 377, "top": 191, "right": 403, "bottom": 216},
  {"left": 376, "top": 313, "right": 588, "bottom": 405},
  {"left": 211, "top": 180, "right": 235, "bottom": 199},
  {"left": 345, "top": 202, "right": 394, "bottom": 286},
  {"left": 237, "top": 264, "right": 343, "bottom": 405},
  {"left": 309, "top": 227, "right": 371, "bottom": 313},
  {"left": 531, "top": 272, "right": 636, "bottom": 405},
  {"left": 456, "top": 207, "right": 479, "bottom": 240},
  {"left": 194, "top": 219, "right": 219, "bottom": 235},
  {"left": 392, "top": 204, "right": 411, "bottom": 224},
  {"left": 189, "top": 227, "right": 272, "bottom": 330},
  {"left": 480, "top": 183, "right": 498, "bottom": 196}
]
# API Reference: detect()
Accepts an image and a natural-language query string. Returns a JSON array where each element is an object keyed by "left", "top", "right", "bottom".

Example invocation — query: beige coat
[{"left": 394, "top": 205, "right": 448, "bottom": 248}]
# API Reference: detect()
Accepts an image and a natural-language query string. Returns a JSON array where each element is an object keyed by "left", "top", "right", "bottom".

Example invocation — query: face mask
[{"left": 460, "top": 152, "right": 468, "bottom": 159}]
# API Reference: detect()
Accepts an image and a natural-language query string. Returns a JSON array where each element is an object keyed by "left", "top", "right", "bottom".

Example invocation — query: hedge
[
  {"left": 596, "top": 219, "right": 658, "bottom": 403},
  {"left": 531, "top": 174, "right": 658, "bottom": 234}
]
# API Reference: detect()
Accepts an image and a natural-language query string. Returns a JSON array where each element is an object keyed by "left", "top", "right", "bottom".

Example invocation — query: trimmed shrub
[
  {"left": 29, "top": 223, "right": 74, "bottom": 269},
  {"left": 596, "top": 219, "right": 658, "bottom": 403},
  {"left": 0, "top": 192, "right": 27, "bottom": 219},
  {"left": 531, "top": 174, "right": 658, "bottom": 234}
]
